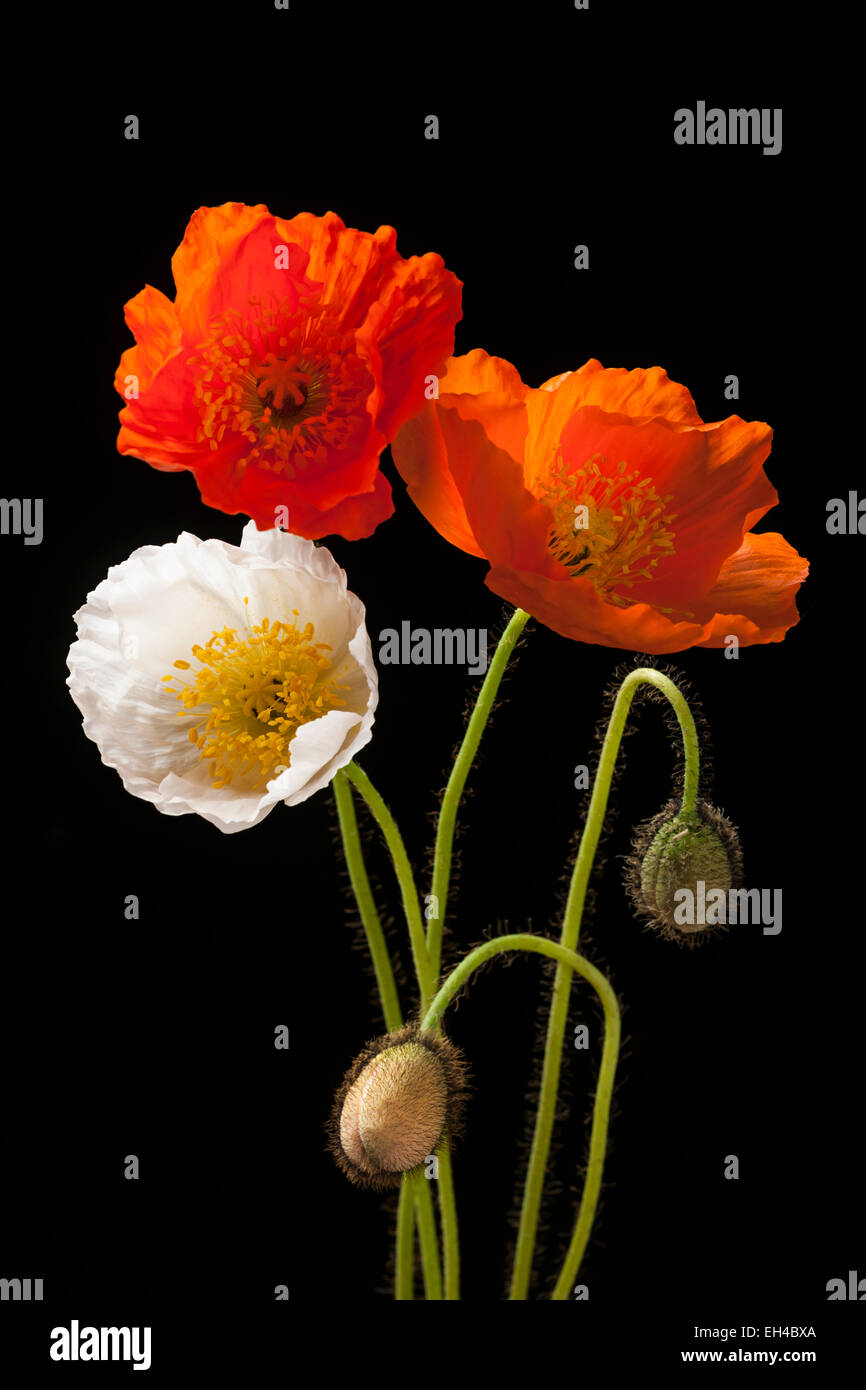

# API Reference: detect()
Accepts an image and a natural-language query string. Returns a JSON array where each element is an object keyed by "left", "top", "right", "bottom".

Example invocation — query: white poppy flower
[{"left": 67, "top": 522, "right": 378, "bottom": 833}]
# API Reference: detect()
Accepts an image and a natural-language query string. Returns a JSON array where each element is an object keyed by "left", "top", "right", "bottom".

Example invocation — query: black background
[{"left": 2, "top": 0, "right": 860, "bottom": 1375}]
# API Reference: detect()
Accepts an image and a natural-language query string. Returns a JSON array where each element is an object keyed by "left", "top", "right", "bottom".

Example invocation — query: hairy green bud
[{"left": 626, "top": 798, "right": 743, "bottom": 945}]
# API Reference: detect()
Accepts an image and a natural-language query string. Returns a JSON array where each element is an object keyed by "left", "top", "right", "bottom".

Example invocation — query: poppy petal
[
  {"left": 117, "top": 350, "right": 213, "bottom": 472},
  {"left": 195, "top": 453, "right": 395, "bottom": 540},
  {"left": 485, "top": 562, "right": 710, "bottom": 653},
  {"left": 693, "top": 531, "right": 809, "bottom": 645},
  {"left": 438, "top": 411, "right": 559, "bottom": 575},
  {"left": 537, "top": 359, "right": 703, "bottom": 424},
  {"left": 276, "top": 213, "right": 400, "bottom": 332},
  {"left": 171, "top": 203, "right": 275, "bottom": 337},
  {"left": 441, "top": 348, "right": 529, "bottom": 399},
  {"left": 390, "top": 351, "right": 530, "bottom": 557},
  {"left": 358, "top": 256, "right": 464, "bottom": 442},
  {"left": 391, "top": 404, "right": 486, "bottom": 559},
  {"left": 113, "top": 286, "right": 182, "bottom": 397},
  {"left": 525, "top": 359, "right": 704, "bottom": 490}
]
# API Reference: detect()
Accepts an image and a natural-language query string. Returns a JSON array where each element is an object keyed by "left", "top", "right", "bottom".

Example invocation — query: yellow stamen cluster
[
  {"left": 537, "top": 452, "right": 677, "bottom": 606},
  {"left": 164, "top": 608, "right": 347, "bottom": 790}
]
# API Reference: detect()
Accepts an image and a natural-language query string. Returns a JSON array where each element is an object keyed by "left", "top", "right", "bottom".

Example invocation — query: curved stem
[
  {"left": 550, "top": 997, "right": 619, "bottom": 1301},
  {"left": 421, "top": 932, "right": 620, "bottom": 1300},
  {"left": 436, "top": 1137, "right": 459, "bottom": 1301},
  {"left": 428, "top": 608, "right": 531, "bottom": 992},
  {"left": 343, "top": 760, "right": 434, "bottom": 1005},
  {"left": 395, "top": 1182, "right": 415, "bottom": 1300},
  {"left": 420, "top": 933, "right": 615, "bottom": 1034},
  {"left": 509, "top": 667, "right": 700, "bottom": 1300},
  {"left": 563, "top": 667, "right": 700, "bottom": 954},
  {"left": 333, "top": 771, "right": 402, "bottom": 1032},
  {"left": 407, "top": 1170, "right": 443, "bottom": 1300},
  {"left": 332, "top": 771, "right": 442, "bottom": 1300},
  {"left": 349, "top": 608, "right": 531, "bottom": 1299}
]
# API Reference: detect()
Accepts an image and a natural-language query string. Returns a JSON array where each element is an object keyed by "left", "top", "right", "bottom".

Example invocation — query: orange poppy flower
[
  {"left": 114, "top": 203, "right": 462, "bottom": 540},
  {"left": 391, "top": 351, "right": 808, "bottom": 652}
]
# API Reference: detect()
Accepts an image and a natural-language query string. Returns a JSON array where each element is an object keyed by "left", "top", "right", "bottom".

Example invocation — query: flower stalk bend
[
  {"left": 421, "top": 932, "right": 621, "bottom": 1301},
  {"left": 509, "top": 668, "right": 699, "bottom": 1300}
]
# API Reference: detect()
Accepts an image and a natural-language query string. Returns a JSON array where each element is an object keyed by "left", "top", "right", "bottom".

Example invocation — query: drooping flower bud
[
  {"left": 625, "top": 797, "right": 743, "bottom": 945},
  {"left": 328, "top": 1025, "right": 469, "bottom": 1188}
]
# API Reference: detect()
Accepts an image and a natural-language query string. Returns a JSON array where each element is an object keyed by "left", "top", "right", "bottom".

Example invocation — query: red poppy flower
[
  {"left": 114, "top": 203, "right": 462, "bottom": 539},
  {"left": 391, "top": 351, "right": 808, "bottom": 652}
]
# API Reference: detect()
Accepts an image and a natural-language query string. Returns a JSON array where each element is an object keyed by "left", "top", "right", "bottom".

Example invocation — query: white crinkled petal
[
  {"left": 240, "top": 520, "right": 345, "bottom": 579},
  {"left": 67, "top": 523, "right": 378, "bottom": 832}
]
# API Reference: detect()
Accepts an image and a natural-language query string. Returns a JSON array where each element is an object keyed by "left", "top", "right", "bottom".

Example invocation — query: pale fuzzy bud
[
  {"left": 340, "top": 1043, "right": 447, "bottom": 1173},
  {"left": 329, "top": 1025, "right": 469, "bottom": 1189}
]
